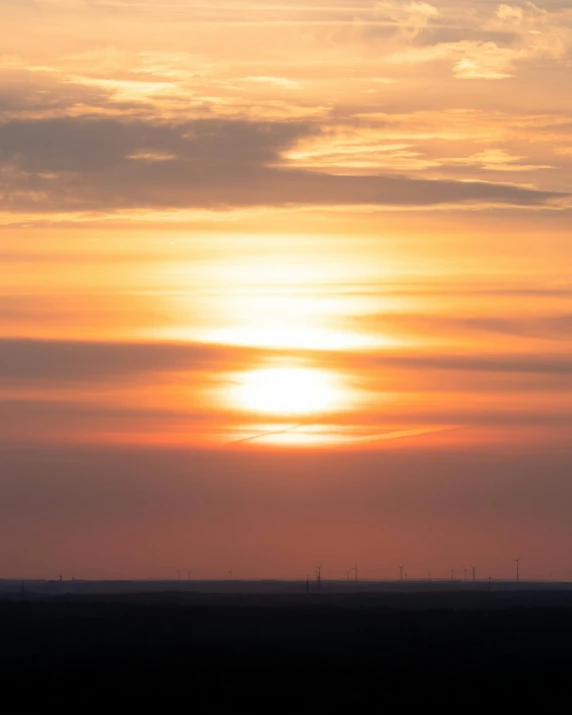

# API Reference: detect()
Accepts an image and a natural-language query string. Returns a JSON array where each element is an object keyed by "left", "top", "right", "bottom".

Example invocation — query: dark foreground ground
[{"left": 2, "top": 589, "right": 572, "bottom": 710}]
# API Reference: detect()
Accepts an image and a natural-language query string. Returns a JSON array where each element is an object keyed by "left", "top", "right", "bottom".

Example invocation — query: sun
[{"left": 231, "top": 367, "right": 342, "bottom": 416}]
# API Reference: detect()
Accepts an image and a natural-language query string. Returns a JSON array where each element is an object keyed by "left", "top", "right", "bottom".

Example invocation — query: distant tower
[
  {"left": 515, "top": 557, "right": 520, "bottom": 583},
  {"left": 451, "top": 568, "right": 455, "bottom": 581},
  {"left": 470, "top": 564, "right": 477, "bottom": 582},
  {"left": 59, "top": 573, "right": 63, "bottom": 584},
  {"left": 315, "top": 565, "right": 322, "bottom": 590},
  {"left": 228, "top": 569, "right": 233, "bottom": 581},
  {"left": 398, "top": 565, "right": 404, "bottom": 581},
  {"left": 353, "top": 563, "right": 359, "bottom": 582}
]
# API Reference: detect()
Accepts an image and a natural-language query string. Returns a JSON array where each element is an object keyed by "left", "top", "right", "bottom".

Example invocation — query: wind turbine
[
  {"left": 470, "top": 564, "right": 477, "bottom": 581},
  {"left": 228, "top": 568, "right": 233, "bottom": 581},
  {"left": 428, "top": 569, "right": 432, "bottom": 581},
  {"left": 187, "top": 570, "right": 192, "bottom": 580},
  {"left": 515, "top": 557, "right": 520, "bottom": 583},
  {"left": 398, "top": 565, "right": 404, "bottom": 581},
  {"left": 315, "top": 564, "right": 322, "bottom": 589},
  {"left": 353, "top": 562, "right": 359, "bottom": 582}
]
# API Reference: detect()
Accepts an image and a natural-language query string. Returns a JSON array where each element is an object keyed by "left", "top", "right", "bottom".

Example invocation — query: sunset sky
[{"left": 1, "top": 0, "right": 571, "bottom": 581}]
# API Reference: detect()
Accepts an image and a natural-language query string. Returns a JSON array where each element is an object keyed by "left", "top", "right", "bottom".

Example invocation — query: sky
[{"left": 1, "top": 0, "right": 571, "bottom": 581}]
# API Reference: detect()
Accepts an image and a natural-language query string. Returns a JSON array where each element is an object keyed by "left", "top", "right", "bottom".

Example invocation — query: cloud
[
  {"left": 497, "top": 4, "right": 525, "bottom": 22},
  {"left": 349, "top": 352, "right": 572, "bottom": 375},
  {"left": 355, "top": 311, "right": 572, "bottom": 341},
  {"left": 0, "top": 338, "right": 262, "bottom": 382},
  {"left": 3, "top": 337, "right": 572, "bottom": 385},
  {"left": 0, "top": 117, "right": 309, "bottom": 172},
  {"left": 0, "top": 117, "right": 564, "bottom": 213},
  {"left": 385, "top": 40, "right": 522, "bottom": 79},
  {"left": 440, "top": 148, "right": 553, "bottom": 171},
  {"left": 0, "top": 398, "right": 210, "bottom": 423},
  {"left": 0, "top": 2, "right": 571, "bottom": 218},
  {"left": 374, "top": 0, "right": 440, "bottom": 41},
  {"left": 380, "top": 2, "right": 572, "bottom": 79},
  {"left": 452, "top": 42, "right": 516, "bottom": 79}
]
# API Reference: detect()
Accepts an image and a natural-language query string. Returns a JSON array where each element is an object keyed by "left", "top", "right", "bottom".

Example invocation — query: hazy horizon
[{"left": 2, "top": 443, "right": 572, "bottom": 581}]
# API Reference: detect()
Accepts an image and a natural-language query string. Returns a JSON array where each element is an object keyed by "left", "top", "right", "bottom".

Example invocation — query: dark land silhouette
[{"left": 2, "top": 582, "right": 572, "bottom": 709}]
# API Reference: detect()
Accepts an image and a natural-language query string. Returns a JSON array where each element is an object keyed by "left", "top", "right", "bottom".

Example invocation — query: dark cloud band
[{"left": 0, "top": 117, "right": 565, "bottom": 212}]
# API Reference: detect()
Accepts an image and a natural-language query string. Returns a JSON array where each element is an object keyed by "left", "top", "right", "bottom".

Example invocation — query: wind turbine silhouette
[
  {"left": 398, "top": 565, "right": 404, "bottom": 581},
  {"left": 228, "top": 569, "right": 233, "bottom": 581},
  {"left": 470, "top": 564, "right": 477, "bottom": 581},
  {"left": 515, "top": 557, "right": 520, "bottom": 583},
  {"left": 315, "top": 564, "right": 323, "bottom": 589},
  {"left": 353, "top": 562, "right": 359, "bottom": 582}
]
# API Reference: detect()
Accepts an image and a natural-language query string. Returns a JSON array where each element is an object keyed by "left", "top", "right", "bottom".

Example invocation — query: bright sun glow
[{"left": 231, "top": 367, "right": 342, "bottom": 416}]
